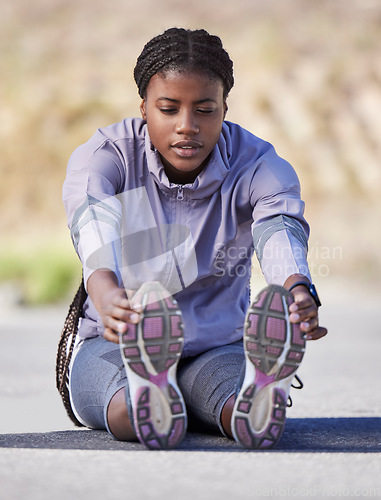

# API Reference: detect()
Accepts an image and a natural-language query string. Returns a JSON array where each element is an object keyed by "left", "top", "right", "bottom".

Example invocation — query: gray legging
[{"left": 69, "top": 336, "right": 244, "bottom": 437}]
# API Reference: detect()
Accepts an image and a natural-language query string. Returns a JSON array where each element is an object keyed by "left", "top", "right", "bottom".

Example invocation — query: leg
[
  {"left": 220, "top": 394, "right": 235, "bottom": 439},
  {"left": 69, "top": 282, "right": 186, "bottom": 448},
  {"left": 68, "top": 336, "right": 131, "bottom": 435},
  {"left": 177, "top": 341, "right": 244, "bottom": 436},
  {"left": 107, "top": 388, "right": 137, "bottom": 441}
]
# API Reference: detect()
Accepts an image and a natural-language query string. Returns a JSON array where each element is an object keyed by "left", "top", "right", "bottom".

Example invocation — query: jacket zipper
[
  {"left": 174, "top": 184, "right": 186, "bottom": 289},
  {"left": 177, "top": 185, "right": 184, "bottom": 201}
]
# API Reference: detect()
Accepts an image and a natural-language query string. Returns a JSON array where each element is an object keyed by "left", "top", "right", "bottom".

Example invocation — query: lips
[{"left": 171, "top": 140, "right": 202, "bottom": 158}]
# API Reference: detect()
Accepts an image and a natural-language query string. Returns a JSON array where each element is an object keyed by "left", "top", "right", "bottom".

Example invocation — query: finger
[
  {"left": 124, "top": 288, "right": 144, "bottom": 310},
  {"left": 112, "top": 294, "right": 143, "bottom": 314},
  {"left": 289, "top": 304, "right": 317, "bottom": 324},
  {"left": 289, "top": 293, "right": 316, "bottom": 319},
  {"left": 299, "top": 316, "right": 319, "bottom": 333},
  {"left": 125, "top": 288, "right": 135, "bottom": 301},
  {"left": 305, "top": 326, "right": 328, "bottom": 341},
  {"left": 289, "top": 292, "right": 314, "bottom": 311},
  {"left": 104, "top": 315, "right": 129, "bottom": 335},
  {"left": 111, "top": 293, "right": 132, "bottom": 310},
  {"left": 110, "top": 305, "right": 141, "bottom": 324},
  {"left": 103, "top": 327, "right": 120, "bottom": 344}
]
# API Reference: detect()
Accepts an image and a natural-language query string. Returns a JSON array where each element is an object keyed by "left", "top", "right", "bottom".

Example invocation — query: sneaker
[
  {"left": 232, "top": 284, "right": 306, "bottom": 449},
  {"left": 119, "top": 281, "right": 187, "bottom": 450}
]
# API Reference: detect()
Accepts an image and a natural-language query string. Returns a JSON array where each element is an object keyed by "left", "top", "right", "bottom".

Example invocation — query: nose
[{"left": 176, "top": 110, "right": 199, "bottom": 135}]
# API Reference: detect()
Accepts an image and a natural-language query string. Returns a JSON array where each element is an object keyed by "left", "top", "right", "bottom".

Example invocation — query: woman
[{"left": 59, "top": 27, "right": 327, "bottom": 450}]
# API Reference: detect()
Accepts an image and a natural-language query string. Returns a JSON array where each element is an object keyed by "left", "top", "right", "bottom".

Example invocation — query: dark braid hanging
[
  {"left": 134, "top": 28, "right": 234, "bottom": 99},
  {"left": 56, "top": 277, "right": 87, "bottom": 427}
]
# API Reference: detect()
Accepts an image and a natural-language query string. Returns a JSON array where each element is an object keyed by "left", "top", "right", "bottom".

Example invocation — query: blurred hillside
[{"left": 0, "top": 0, "right": 380, "bottom": 303}]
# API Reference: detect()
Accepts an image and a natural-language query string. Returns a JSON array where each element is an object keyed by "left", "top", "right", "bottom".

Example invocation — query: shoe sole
[
  {"left": 232, "top": 284, "right": 306, "bottom": 449},
  {"left": 119, "top": 282, "right": 187, "bottom": 450}
]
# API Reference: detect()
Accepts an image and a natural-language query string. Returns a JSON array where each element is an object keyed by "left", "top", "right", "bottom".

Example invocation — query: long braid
[
  {"left": 134, "top": 28, "right": 234, "bottom": 99},
  {"left": 56, "top": 277, "right": 87, "bottom": 427}
]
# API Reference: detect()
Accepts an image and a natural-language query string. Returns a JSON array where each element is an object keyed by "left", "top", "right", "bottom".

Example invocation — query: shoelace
[{"left": 287, "top": 374, "right": 304, "bottom": 408}]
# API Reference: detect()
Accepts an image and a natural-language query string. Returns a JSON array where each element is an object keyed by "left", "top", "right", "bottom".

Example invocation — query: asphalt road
[{"left": 0, "top": 284, "right": 380, "bottom": 499}]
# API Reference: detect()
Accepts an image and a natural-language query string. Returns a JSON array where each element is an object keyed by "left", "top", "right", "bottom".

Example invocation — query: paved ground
[{"left": 0, "top": 284, "right": 380, "bottom": 499}]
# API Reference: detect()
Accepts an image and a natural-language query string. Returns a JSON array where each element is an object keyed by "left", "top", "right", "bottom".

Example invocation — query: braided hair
[
  {"left": 134, "top": 28, "right": 234, "bottom": 99},
  {"left": 56, "top": 277, "right": 87, "bottom": 427}
]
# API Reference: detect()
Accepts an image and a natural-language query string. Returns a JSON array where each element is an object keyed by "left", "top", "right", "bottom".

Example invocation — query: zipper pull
[{"left": 177, "top": 185, "right": 184, "bottom": 201}]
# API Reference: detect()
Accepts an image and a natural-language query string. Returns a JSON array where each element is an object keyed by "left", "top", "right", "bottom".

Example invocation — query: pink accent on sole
[
  {"left": 120, "top": 282, "right": 187, "bottom": 450},
  {"left": 232, "top": 284, "right": 306, "bottom": 450}
]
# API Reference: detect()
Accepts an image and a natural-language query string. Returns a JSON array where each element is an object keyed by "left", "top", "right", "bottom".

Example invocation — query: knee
[{"left": 107, "top": 388, "right": 137, "bottom": 441}]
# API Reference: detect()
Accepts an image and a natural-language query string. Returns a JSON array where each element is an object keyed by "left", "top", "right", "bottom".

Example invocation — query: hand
[
  {"left": 87, "top": 269, "right": 142, "bottom": 344},
  {"left": 288, "top": 286, "right": 327, "bottom": 341},
  {"left": 100, "top": 287, "right": 142, "bottom": 344}
]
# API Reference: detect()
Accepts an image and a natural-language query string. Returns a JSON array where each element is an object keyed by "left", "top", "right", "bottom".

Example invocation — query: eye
[
  {"left": 159, "top": 108, "right": 177, "bottom": 114},
  {"left": 197, "top": 108, "right": 215, "bottom": 114}
]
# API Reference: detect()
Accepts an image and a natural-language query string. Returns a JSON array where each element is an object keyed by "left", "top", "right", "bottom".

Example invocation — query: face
[{"left": 140, "top": 70, "right": 227, "bottom": 184}]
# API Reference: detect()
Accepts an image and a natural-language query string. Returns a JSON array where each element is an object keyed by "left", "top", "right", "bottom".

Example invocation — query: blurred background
[{"left": 0, "top": 0, "right": 380, "bottom": 306}]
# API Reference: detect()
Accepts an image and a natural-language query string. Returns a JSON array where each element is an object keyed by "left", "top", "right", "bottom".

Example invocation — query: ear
[
  {"left": 223, "top": 100, "right": 228, "bottom": 119},
  {"left": 140, "top": 99, "right": 147, "bottom": 120}
]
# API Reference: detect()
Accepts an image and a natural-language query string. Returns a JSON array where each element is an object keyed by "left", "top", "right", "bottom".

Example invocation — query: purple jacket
[{"left": 63, "top": 118, "right": 310, "bottom": 357}]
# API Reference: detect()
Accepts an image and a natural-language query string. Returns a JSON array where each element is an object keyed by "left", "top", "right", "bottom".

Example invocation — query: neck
[{"left": 161, "top": 156, "right": 209, "bottom": 185}]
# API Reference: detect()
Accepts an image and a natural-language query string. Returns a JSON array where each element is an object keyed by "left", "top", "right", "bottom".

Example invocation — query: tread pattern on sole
[
  {"left": 234, "top": 387, "right": 287, "bottom": 449},
  {"left": 120, "top": 282, "right": 187, "bottom": 450},
  {"left": 232, "top": 285, "right": 306, "bottom": 450}
]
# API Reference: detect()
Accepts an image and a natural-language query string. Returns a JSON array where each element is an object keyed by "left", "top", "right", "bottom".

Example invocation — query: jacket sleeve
[
  {"left": 250, "top": 146, "right": 311, "bottom": 285},
  {"left": 62, "top": 134, "right": 125, "bottom": 289}
]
